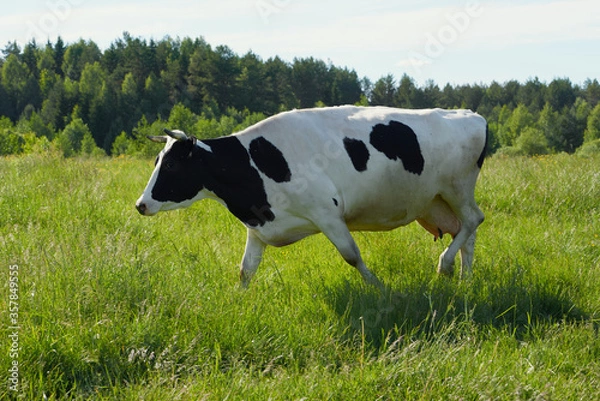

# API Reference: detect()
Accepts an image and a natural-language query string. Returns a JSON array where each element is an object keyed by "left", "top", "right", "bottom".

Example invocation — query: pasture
[{"left": 1, "top": 153, "right": 599, "bottom": 400}]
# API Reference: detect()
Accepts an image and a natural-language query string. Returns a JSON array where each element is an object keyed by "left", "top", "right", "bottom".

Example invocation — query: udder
[{"left": 417, "top": 195, "right": 461, "bottom": 240}]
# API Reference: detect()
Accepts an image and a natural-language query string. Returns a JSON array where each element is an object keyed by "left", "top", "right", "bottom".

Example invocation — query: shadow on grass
[{"left": 321, "top": 265, "right": 590, "bottom": 350}]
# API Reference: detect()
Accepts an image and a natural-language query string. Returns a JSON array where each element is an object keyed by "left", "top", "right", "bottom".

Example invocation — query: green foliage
[
  {"left": 584, "top": 103, "right": 600, "bottom": 142},
  {"left": 515, "top": 127, "right": 548, "bottom": 155},
  {"left": 370, "top": 74, "right": 396, "bottom": 106},
  {"left": 0, "top": 36, "right": 367, "bottom": 155},
  {"left": 167, "top": 103, "right": 198, "bottom": 134},
  {"left": 355, "top": 94, "right": 370, "bottom": 107},
  {"left": 111, "top": 131, "right": 130, "bottom": 156},
  {"left": 537, "top": 102, "right": 561, "bottom": 150},
  {"left": 1, "top": 54, "right": 29, "bottom": 119},
  {"left": 494, "top": 145, "right": 524, "bottom": 157},
  {"left": 107, "top": 106, "right": 270, "bottom": 158},
  {"left": 81, "top": 131, "right": 106, "bottom": 157},
  {"left": 55, "top": 117, "right": 103, "bottom": 157},
  {"left": 0, "top": 119, "right": 23, "bottom": 155},
  {"left": 545, "top": 77, "right": 576, "bottom": 110},
  {"left": 25, "top": 110, "right": 54, "bottom": 138},
  {"left": 22, "top": 132, "right": 53, "bottom": 154},
  {"left": 497, "top": 103, "right": 535, "bottom": 147},
  {"left": 125, "top": 116, "right": 168, "bottom": 157},
  {"left": 577, "top": 138, "right": 600, "bottom": 156},
  {"left": 1, "top": 154, "right": 599, "bottom": 399},
  {"left": 0, "top": 115, "right": 59, "bottom": 155},
  {"left": 0, "top": 35, "right": 598, "bottom": 158},
  {"left": 61, "top": 39, "right": 102, "bottom": 80}
]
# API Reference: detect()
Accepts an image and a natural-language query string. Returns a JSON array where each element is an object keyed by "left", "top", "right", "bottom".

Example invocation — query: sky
[{"left": 1, "top": 0, "right": 599, "bottom": 87}]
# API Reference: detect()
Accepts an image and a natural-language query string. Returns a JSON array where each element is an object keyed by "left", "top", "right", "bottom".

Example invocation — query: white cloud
[
  {"left": 1, "top": 0, "right": 598, "bottom": 84},
  {"left": 3, "top": 0, "right": 258, "bottom": 48},
  {"left": 9, "top": 0, "right": 599, "bottom": 52},
  {"left": 397, "top": 57, "right": 432, "bottom": 68},
  {"left": 465, "top": 0, "right": 600, "bottom": 46}
]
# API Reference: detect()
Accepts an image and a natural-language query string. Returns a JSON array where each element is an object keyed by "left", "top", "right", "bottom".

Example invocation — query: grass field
[{"left": 1, "top": 152, "right": 599, "bottom": 400}]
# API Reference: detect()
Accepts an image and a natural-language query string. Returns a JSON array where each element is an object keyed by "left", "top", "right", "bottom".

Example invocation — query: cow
[{"left": 136, "top": 106, "right": 487, "bottom": 289}]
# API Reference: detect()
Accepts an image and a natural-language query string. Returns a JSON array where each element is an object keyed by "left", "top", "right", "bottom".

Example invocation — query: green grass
[{"left": 1, "top": 153, "right": 599, "bottom": 400}]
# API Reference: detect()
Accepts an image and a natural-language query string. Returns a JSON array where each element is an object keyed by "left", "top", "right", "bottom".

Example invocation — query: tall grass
[{"left": 1, "top": 153, "right": 599, "bottom": 399}]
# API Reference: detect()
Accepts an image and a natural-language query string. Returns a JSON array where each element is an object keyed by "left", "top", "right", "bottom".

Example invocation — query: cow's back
[
  {"left": 236, "top": 106, "right": 485, "bottom": 171},
  {"left": 234, "top": 106, "right": 487, "bottom": 231}
]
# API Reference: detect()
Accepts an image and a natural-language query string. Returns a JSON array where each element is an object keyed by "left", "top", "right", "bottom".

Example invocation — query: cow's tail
[{"left": 476, "top": 123, "right": 489, "bottom": 169}]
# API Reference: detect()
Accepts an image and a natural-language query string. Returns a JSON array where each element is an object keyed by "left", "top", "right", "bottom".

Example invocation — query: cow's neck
[{"left": 194, "top": 137, "right": 276, "bottom": 228}]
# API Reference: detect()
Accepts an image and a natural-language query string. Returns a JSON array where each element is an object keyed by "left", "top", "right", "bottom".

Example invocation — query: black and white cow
[{"left": 136, "top": 106, "right": 487, "bottom": 288}]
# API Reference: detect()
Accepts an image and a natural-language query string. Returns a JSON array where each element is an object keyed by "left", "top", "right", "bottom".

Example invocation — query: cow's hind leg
[
  {"left": 459, "top": 232, "right": 477, "bottom": 278},
  {"left": 240, "top": 229, "right": 266, "bottom": 288},
  {"left": 319, "top": 219, "right": 384, "bottom": 290},
  {"left": 437, "top": 199, "right": 484, "bottom": 278}
]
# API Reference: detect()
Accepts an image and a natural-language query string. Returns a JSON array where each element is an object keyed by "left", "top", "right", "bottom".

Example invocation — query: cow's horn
[
  {"left": 147, "top": 135, "right": 168, "bottom": 143},
  {"left": 164, "top": 128, "right": 188, "bottom": 141}
]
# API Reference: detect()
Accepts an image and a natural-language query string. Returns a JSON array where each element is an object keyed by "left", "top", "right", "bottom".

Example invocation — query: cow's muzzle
[
  {"left": 136, "top": 201, "right": 150, "bottom": 215},
  {"left": 135, "top": 201, "right": 155, "bottom": 216},
  {"left": 136, "top": 196, "right": 162, "bottom": 216}
]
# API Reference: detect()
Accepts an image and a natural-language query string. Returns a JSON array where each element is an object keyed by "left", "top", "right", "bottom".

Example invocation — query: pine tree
[{"left": 584, "top": 104, "right": 600, "bottom": 142}]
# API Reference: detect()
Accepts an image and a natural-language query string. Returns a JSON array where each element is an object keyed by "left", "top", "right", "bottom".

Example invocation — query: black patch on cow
[
  {"left": 332, "top": 198, "right": 339, "bottom": 207},
  {"left": 152, "top": 139, "right": 205, "bottom": 203},
  {"left": 152, "top": 136, "right": 275, "bottom": 227},
  {"left": 249, "top": 136, "right": 291, "bottom": 183},
  {"left": 201, "top": 137, "right": 275, "bottom": 226},
  {"left": 477, "top": 124, "right": 489, "bottom": 169},
  {"left": 343, "top": 137, "right": 370, "bottom": 172},
  {"left": 369, "top": 120, "right": 425, "bottom": 175}
]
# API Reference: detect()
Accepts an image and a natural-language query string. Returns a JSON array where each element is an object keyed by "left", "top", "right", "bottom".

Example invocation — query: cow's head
[{"left": 136, "top": 129, "right": 205, "bottom": 216}]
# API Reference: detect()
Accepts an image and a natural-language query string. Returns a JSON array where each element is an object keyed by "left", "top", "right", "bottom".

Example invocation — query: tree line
[{"left": 1, "top": 33, "right": 600, "bottom": 157}]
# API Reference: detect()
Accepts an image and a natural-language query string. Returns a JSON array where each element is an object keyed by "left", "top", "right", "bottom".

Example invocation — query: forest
[{"left": 1, "top": 33, "right": 600, "bottom": 157}]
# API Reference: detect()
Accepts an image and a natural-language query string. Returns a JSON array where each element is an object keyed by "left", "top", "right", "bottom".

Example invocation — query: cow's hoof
[
  {"left": 437, "top": 267, "right": 454, "bottom": 277},
  {"left": 368, "top": 276, "right": 385, "bottom": 292},
  {"left": 239, "top": 271, "right": 252, "bottom": 289},
  {"left": 459, "top": 267, "right": 473, "bottom": 280},
  {"left": 437, "top": 254, "right": 454, "bottom": 277}
]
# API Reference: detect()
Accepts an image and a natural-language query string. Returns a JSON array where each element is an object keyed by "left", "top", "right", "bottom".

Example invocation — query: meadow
[{"left": 1, "top": 152, "right": 599, "bottom": 400}]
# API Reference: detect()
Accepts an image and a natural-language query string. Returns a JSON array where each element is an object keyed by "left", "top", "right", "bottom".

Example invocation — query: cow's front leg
[
  {"left": 320, "top": 220, "right": 384, "bottom": 290},
  {"left": 240, "top": 229, "right": 266, "bottom": 288}
]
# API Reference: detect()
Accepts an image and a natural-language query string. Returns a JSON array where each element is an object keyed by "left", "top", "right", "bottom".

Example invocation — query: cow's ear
[
  {"left": 187, "top": 138, "right": 197, "bottom": 159},
  {"left": 147, "top": 135, "right": 168, "bottom": 143}
]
